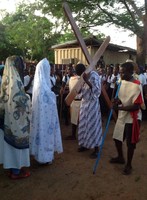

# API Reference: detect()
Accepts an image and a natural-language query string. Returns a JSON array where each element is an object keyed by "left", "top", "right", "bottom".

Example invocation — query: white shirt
[
  {"left": 24, "top": 75, "right": 34, "bottom": 94},
  {"left": 144, "top": 72, "right": 147, "bottom": 81},
  {"left": 139, "top": 74, "right": 147, "bottom": 86},
  {"left": 62, "top": 75, "right": 70, "bottom": 85},
  {"left": 109, "top": 74, "right": 120, "bottom": 89},
  {"left": 99, "top": 75, "right": 106, "bottom": 83},
  {"left": 50, "top": 75, "right": 56, "bottom": 89}
]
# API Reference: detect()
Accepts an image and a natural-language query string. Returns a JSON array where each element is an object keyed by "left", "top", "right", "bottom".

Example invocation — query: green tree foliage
[
  {"left": 0, "top": 1, "right": 100, "bottom": 62},
  {"left": 0, "top": 22, "right": 23, "bottom": 61},
  {"left": 1, "top": 0, "right": 145, "bottom": 64},
  {"left": 41, "top": 0, "right": 144, "bottom": 34},
  {"left": 41, "top": 0, "right": 146, "bottom": 65},
  {"left": 0, "top": 2, "right": 61, "bottom": 62}
]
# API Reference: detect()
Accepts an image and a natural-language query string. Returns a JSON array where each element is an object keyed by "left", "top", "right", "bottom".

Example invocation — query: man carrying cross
[
  {"left": 62, "top": 3, "right": 113, "bottom": 161},
  {"left": 63, "top": 2, "right": 116, "bottom": 122},
  {"left": 77, "top": 65, "right": 103, "bottom": 159}
]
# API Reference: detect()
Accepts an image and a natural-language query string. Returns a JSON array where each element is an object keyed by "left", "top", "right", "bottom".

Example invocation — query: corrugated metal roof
[{"left": 51, "top": 35, "right": 136, "bottom": 54}]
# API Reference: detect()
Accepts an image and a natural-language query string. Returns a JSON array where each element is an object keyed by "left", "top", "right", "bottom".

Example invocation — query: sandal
[
  {"left": 10, "top": 170, "right": 30, "bottom": 180},
  {"left": 109, "top": 157, "right": 125, "bottom": 164}
]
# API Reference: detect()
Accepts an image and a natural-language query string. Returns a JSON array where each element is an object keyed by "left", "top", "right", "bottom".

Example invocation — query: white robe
[
  {"left": 0, "top": 129, "right": 30, "bottom": 169},
  {"left": 30, "top": 58, "right": 63, "bottom": 163}
]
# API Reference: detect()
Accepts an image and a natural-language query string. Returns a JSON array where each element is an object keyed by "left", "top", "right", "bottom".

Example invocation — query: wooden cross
[{"left": 63, "top": 2, "right": 117, "bottom": 121}]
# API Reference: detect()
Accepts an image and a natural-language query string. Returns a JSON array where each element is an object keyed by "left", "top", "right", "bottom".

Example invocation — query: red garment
[{"left": 130, "top": 80, "right": 143, "bottom": 143}]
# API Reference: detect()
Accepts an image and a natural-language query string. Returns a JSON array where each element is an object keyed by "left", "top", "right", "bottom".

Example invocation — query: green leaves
[
  {"left": 0, "top": 2, "right": 59, "bottom": 61},
  {"left": 0, "top": 0, "right": 145, "bottom": 63}
]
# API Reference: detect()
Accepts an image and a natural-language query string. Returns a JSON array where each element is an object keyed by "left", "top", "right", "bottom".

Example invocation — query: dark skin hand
[
  {"left": 82, "top": 72, "right": 92, "bottom": 89},
  {"left": 112, "top": 98, "right": 140, "bottom": 111}
]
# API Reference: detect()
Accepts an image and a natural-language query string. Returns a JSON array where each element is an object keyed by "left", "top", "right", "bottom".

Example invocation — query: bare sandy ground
[{"left": 0, "top": 117, "right": 147, "bottom": 200}]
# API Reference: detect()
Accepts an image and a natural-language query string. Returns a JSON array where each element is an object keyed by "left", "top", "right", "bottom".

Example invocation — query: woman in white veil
[{"left": 30, "top": 58, "right": 63, "bottom": 164}]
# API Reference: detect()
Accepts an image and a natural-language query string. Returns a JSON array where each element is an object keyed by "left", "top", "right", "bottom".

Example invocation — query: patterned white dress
[
  {"left": 30, "top": 58, "right": 63, "bottom": 163},
  {"left": 0, "top": 56, "right": 31, "bottom": 169},
  {"left": 78, "top": 71, "right": 102, "bottom": 149}
]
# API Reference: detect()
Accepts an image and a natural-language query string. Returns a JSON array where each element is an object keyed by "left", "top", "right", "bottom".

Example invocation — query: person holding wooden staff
[
  {"left": 77, "top": 65, "right": 103, "bottom": 159},
  {"left": 110, "top": 62, "right": 145, "bottom": 175}
]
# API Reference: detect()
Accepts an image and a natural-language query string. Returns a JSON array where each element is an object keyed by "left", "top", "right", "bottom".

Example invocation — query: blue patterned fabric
[
  {"left": 30, "top": 58, "right": 63, "bottom": 163},
  {"left": 78, "top": 71, "right": 102, "bottom": 149},
  {"left": 0, "top": 56, "right": 30, "bottom": 149}
]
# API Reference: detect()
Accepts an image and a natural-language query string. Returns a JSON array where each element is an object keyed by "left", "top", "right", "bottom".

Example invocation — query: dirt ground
[{"left": 0, "top": 117, "right": 147, "bottom": 200}]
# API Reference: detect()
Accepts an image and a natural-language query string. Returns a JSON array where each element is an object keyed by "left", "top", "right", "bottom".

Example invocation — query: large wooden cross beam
[{"left": 63, "top": 2, "right": 117, "bottom": 121}]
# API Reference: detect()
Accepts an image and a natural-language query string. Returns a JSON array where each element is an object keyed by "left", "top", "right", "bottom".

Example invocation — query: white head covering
[
  {"left": 33, "top": 58, "right": 51, "bottom": 96},
  {"left": 0, "top": 56, "right": 30, "bottom": 149},
  {"left": 30, "top": 58, "right": 63, "bottom": 163}
]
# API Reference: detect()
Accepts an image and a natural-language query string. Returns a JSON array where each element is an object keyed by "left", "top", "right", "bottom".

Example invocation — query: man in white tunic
[
  {"left": 30, "top": 58, "right": 63, "bottom": 164},
  {"left": 0, "top": 56, "right": 31, "bottom": 179},
  {"left": 110, "top": 62, "right": 144, "bottom": 175}
]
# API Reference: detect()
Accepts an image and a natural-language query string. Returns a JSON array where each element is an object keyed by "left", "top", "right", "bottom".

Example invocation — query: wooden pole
[
  {"left": 63, "top": 2, "right": 117, "bottom": 121},
  {"left": 63, "top": 2, "right": 92, "bottom": 64}
]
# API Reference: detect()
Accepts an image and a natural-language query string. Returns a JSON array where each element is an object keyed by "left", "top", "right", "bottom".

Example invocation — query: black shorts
[{"left": 123, "top": 123, "right": 136, "bottom": 148}]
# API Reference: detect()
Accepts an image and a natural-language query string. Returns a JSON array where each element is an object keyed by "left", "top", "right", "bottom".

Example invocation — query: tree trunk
[
  {"left": 136, "top": 35, "right": 146, "bottom": 66},
  {"left": 143, "top": 14, "right": 147, "bottom": 65},
  {"left": 136, "top": 3, "right": 147, "bottom": 67}
]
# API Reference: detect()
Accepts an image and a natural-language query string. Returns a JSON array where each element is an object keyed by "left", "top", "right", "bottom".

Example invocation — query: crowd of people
[{"left": 0, "top": 55, "right": 147, "bottom": 179}]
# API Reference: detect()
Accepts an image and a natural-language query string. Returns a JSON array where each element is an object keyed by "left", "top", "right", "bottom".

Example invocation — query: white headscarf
[
  {"left": 30, "top": 58, "right": 63, "bottom": 163},
  {"left": 33, "top": 58, "right": 51, "bottom": 95},
  {"left": 0, "top": 56, "right": 30, "bottom": 149}
]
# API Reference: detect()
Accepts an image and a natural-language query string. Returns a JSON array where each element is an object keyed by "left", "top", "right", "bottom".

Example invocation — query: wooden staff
[
  {"left": 93, "top": 82, "right": 121, "bottom": 174},
  {"left": 63, "top": 2, "right": 92, "bottom": 64},
  {"left": 63, "top": 2, "right": 117, "bottom": 121}
]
